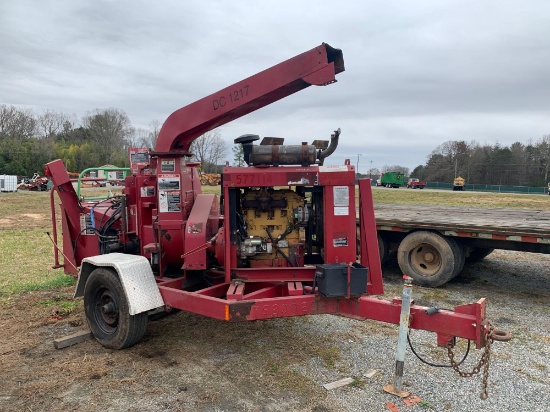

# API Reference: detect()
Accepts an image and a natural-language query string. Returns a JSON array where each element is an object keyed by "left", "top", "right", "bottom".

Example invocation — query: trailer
[
  {"left": 374, "top": 204, "right": 550, "bottom": 287},
  {"left": 45, "top": 43, "right": 510, "bottom": 398},
  {"left": 378, "top": 172, "right": 404, "bottom": 188}
]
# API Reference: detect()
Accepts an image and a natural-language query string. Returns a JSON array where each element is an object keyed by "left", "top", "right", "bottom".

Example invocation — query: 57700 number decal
[
  {"left": 212, "top": 85, "right": 249, "bottom": 110},
  {"left": 233, "top": 174, "right": 272, "bottom": 185}
]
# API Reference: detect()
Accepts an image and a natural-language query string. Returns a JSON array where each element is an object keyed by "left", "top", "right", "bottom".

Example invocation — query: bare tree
[
  {"left": 148, "top": 120, "right": 160, "bottom": 149},
  {"left": 38, "top": 110, "right": 73, "bottom": 138},
  {"left": 82, "top": 108, "right": 133, "bottom": 164},
  {"left": 0, "top": 105, "right": 37, "bottom": 140},
  {"left": 129, "top": 128, "right": 149, "bottom": 148},
  {"left": 129, "top": 120, "right": 161, "bottom": 149},
  {"left": 366, "top": 167, "right": 380, "bottom": 180},
  {"left": 189, "top": 130, "right": 227, "bottom": 172},
  {"left": 381, "top": 164, "right": 409, "bottom": 176}
]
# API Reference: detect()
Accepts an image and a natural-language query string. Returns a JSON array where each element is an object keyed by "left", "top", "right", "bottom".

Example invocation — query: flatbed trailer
[{"left": 373, "top": 204, "right": 550, "bottom": 287}]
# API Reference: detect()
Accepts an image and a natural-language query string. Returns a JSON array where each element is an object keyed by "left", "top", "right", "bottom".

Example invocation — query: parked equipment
[
  {"left": 45, "top": 44, "right": 509, "bottom": 397},
  {"left": 199, "top": 172, "right": 222, "bottom": 186},
  {"left": 18, "top": 173, "right": 49, "bottom": 191},
  {"left": 378, "top": 172, "right": 404, "bottom": 188},
  {"left": 453, "top": 176, "right": 465, "bottom": 191},
  {"left": 406, "top": 178, "right": 425, "bottom": 189},
  {"left": 373, "top": 204, "right": 550, "bottom": 287}
]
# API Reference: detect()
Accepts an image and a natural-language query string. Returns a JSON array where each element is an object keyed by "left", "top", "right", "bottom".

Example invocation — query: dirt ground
[{"left": 1, "top": 249, "right": 549, "bottom": 412}]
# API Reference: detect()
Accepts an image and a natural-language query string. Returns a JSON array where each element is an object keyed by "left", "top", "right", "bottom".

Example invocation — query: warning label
[
  {"left": 140, "top": 186, "right": 155, "bottom": 197},
  {"left": 334, "top": 206, "right": 349, "bottom": 216},
  {"left": 333, "top": 186, "right": 349, "bottom": 206},
  {"left": 161, "top": 159, "right": 176, "bottom": 172},
  {"left": 158, "top": 175, "right": 180, "bottom": 190},
  {"left": 333, "top": 238, "right": 348, "bottom": 247},
  {"left": 159, "top": 190, "right": 181, "bottom": 212}
]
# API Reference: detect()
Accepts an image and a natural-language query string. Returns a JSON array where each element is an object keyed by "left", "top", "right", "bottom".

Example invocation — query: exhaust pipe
[
  {"left": 234, "top": 128, "right": 341, "bottom": 167},
  {"left": 317, "top": 128, "right": 340, "bottom": 165}
]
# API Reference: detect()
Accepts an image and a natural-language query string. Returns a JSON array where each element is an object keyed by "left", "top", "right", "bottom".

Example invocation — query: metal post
[
  {"left": 369, "top": 160, "right": 373, "bottom": 179},
  {"left": 384, "top": 276, "right": 413, "bottom": 398}
]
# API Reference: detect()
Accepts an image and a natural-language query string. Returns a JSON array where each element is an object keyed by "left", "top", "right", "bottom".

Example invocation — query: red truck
[{"left": 406, "top": 178, "right": 425, "bottom": 189}]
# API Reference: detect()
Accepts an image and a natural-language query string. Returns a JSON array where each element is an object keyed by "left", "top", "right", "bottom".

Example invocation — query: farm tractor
[{"left": 45, "top": 43, "right": 509, "bottom": 398}]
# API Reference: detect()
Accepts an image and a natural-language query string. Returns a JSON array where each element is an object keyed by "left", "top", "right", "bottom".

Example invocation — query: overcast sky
[{"left": 1, "top": 0, "right": 549, "bottom": 172}]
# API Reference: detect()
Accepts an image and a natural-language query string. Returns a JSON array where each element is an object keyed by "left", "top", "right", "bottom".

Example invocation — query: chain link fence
[{"left": 426, "top": 181, "right": 549, "bottom": 194}]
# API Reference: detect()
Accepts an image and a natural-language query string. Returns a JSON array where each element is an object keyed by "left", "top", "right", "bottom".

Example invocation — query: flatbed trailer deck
[{"left": 372, "top": 204, "right": 550, "bottom": 287}]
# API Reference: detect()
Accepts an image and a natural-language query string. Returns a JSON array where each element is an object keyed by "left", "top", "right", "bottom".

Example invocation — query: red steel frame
[
  {"left": 45, "top": 42, "right": 495, "bottom": 351},
  {"left": 153, "top": 173, "right": 490, "bottom": 349},
  {"left": 47, "top": 164, "right": 491, "bottom": 349}
]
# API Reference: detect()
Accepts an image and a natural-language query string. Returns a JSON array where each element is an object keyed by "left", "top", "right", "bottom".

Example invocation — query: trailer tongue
[{"left": 45, "top": 43, "right": 510, "bottom": 398}]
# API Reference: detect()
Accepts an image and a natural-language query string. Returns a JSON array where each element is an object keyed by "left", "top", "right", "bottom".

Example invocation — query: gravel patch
[
  {"left": 287, "top": 250, "right": 550, "bottom": 411},
  {"left": 1, "top": 250, "right": 548, "bottom": 411}
]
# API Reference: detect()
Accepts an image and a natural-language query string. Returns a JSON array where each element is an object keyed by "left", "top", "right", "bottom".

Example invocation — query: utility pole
[
  {"left": 454, "top": 158, "right": 458, "bottom": 178},
  {"left": 370, "top": 160, "right": 373, "bottom": 179},
  {"left": 357, "top": 153, "right": 362, "bottom": 176}
]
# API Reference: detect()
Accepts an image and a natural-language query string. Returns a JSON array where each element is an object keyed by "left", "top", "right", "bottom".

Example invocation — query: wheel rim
[
  {"left": 92, "top": 287, "right": 119, "bottom": 335},
  {"left": 409, "top": 243, "right": 442, "bottom": 276}
]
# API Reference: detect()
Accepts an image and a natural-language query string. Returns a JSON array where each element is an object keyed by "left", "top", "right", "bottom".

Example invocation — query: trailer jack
[{"left": 383, "top": 276, "right": 511, "bottom": 400}]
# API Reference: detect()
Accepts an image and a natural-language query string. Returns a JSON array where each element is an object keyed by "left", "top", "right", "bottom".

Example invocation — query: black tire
[
  {"left": 378, "top": 234, "right": 390, "bottom": 266},
  {"left": 466, "top": 247, "right": 494, "bottom": 263},
  {"left": 356, "top": 227, "right": 390, "bottom": 266},
  {"left": 84, "top": 268, "right": 148, "bottom": 349},
  {"left": 397, "top": 231, "right": 465, "bottom": 287}
]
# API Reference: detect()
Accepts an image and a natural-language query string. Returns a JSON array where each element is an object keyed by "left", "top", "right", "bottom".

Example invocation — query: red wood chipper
[{"left": 45, "top": 43, "right": 510, "bottom": 398}]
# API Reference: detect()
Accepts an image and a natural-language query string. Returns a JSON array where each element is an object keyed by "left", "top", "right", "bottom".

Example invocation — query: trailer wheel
[
  {"left": 398, "top": 231, "right": 464, "bottom": 287},
  {"left": 378, "top": 234, "right": 390, "bottom": 266},
  {"left": 466, "top": 247, "right": 494, "bottom": 263},
  {"left": 84, "top": 268, "right": 148, "bottom": 349},
  {"left": 356, "top": 225, "right": 390, "bottom": 266}
]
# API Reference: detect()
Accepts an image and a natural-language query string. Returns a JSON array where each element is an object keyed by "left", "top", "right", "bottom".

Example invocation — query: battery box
[{"left": 315, "top": 262, "right": 368, "bottom": 297}]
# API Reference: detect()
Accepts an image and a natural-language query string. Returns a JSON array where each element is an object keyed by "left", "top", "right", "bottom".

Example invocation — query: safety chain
[{"left": 446, "top": 325, "right": 494, "bottom": 400}]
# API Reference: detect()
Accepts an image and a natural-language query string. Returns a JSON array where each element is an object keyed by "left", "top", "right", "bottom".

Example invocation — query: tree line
[
  {"left": 0, "top": 105, "right": 227, "bottom": 176},
  {"left": 411, "top": 138, "right": 550, "bottom": 186},
  {"left": 2, "top": 104, "right": 548, "bottom": 185}
]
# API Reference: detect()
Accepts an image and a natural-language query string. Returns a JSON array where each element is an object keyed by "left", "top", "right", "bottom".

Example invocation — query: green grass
[
  {"left": 313, "top": 347, "right": 341, "bottom": 368},
  {"left": 0, "top": 185, "right": 547, "bottom": 299},
  {"left": 199, "top": 184, "right": 550, "bottom": 210},
  {"left": 0, "top": 228, "right": 75, "bottom": 296},
  {"left": 35, "top": 295, "right": 80, "bottom": 314},
  {"left": 418, "top": 400, "right": 435, "bottom": 409},
  {"left": 371, "top": 188, "right": 550, "bottom": 209}
]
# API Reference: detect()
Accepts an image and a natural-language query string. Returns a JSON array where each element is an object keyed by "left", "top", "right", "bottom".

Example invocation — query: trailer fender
[{"left": 75, "top": 253, "right": 164, "bottom": 315}]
